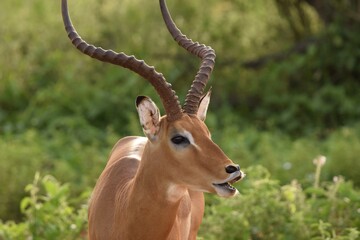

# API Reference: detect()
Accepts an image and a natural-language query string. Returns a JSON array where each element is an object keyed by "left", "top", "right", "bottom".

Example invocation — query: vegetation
[
  {"left": 0, "top": 173, "right": 88, "bottom": 240},
  {"left": 1, "top": 164, "right": 359, "bottom": 239},
  {"left": 200, "top": 164, "right": 360, "bottom": 240},
  {"left": 0, "top": 0, "right": 359, "bottom": 239}
]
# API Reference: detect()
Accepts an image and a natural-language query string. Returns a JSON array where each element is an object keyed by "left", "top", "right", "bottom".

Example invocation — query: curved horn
[
  {"left": 160, "top": 0, "right": 216, "bottom": 115},
  {"left": 61, "top": 0, "right": 182, "bottom": 121}
]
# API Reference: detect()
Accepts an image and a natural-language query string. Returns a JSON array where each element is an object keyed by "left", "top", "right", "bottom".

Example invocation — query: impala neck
[{"left": 118, "top": 142, "right": 188, "bottom": 239}]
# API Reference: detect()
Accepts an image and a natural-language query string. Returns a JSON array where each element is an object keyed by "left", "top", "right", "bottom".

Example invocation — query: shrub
[
  {"left": 0, "top": 173, "right": 89, "bottom": 240},
  {"left": 0, "top": 131, "right": 46, "bottom": 221},
  {"left": 199, "top": 165, "right": 360, "bottom": 240},
  {"left": 1, "top": 163, "right": 358, "bottom": 240},
  {"left": 0, "top": 128, "right": 116, "bottom": 221}
]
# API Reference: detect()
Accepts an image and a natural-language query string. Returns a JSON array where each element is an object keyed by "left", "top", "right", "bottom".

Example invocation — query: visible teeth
[
  {"left": 216, "top": 182, "right": 235, "bottom": 191},
  {"left": 213, "top": 172, "right": 245, "bottom": 193},
  {"left": 227, "top": 184, "right": 235, "bottom": 190}
]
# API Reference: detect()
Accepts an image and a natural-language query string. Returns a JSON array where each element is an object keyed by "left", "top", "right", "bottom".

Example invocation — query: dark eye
[{"left": 171, "top": 135, "right": 190, "bottom": 145}]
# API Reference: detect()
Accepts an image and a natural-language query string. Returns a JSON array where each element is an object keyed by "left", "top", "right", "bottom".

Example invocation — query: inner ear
[
  {"left": 136, "top": 96, "right": 161, "bottom": 141},
  {"left": 197, "top": 89, "right": 211, "bottom": 121}
]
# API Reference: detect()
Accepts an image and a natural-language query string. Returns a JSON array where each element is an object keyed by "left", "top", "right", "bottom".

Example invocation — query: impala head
[
  {"left": 136, "top": 93, "right": 245, "bottom": 197},
  {"left": 61, "top": 0, "right": 245, "bottom": 198}
]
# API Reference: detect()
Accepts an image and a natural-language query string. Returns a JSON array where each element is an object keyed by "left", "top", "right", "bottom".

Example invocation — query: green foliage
[
  {"left": 231, "top": 17, "right": 360, "bottom": 136},
  {"left": 0, "top": 173, "right": 88, "bottom": 240},
  {"left": 2, "top": 167, "right": 358, "bottom": 240},
  {"left": 0, "top": 131, "right": 46, "bottom": 221},
  {"left": 0, "top": 128, "right": 117, "bottom": 220},
  {"left": 1, "top": 0, "right": 358, "bottom": 137},
  {"left": 214, "top": 123, "right": 360, "bottom": 187},
  {"left": 199, "top": 165, "right": 360, "bottom": 240},
  {"left": 0, "top": 0, "right": 359, "bottom": 237}
]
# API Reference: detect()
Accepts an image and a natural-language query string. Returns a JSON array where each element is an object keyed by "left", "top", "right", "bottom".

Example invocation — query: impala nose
[{"left": 225, "top": 164, "right": 240, "bottom": 174}]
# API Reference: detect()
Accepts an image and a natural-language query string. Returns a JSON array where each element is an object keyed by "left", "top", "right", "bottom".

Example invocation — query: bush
[
  {"left": 0, "top": 131, "right": 46, "bottom": 221},
  {"left": 0, "top": 128, "right": 116, "bottom": 221},
  {"left": 1, "top": 165, "right": 358, "bottom": 240},
  {"left": 212, "top": 123, "right": 360, "bottom": 187},
  {"left": 1, "top": 123, "right": 360, "bottom": 222},
  {"left": 0, "top": 0, "right": 359, "bottom": 234},
  {"left": 199, "top": 165, "right": 360, "bottom": 240},
  {"left": 243, "top": 21, "right": 360, "bottom": 136},
  {"left": 0, "top": 173, "right": 89, "bottom": 240}
]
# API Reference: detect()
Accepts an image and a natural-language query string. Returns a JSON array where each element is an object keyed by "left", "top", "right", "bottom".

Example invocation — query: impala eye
[{"left": 171, "top": 135, "right": 190, "bottom": 145}]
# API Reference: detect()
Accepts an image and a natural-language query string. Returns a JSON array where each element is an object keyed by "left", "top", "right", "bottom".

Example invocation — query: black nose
[{"left": 225, "top": 165, "right": 240, "bottom": 174}]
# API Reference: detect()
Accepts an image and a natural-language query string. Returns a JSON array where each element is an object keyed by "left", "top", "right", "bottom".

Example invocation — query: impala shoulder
[
  {"left": 108, "top": 137, "right": 148, "bottom": 166},
  {"left": 110, "top": 137, "right": 147, "bottom": 154}
]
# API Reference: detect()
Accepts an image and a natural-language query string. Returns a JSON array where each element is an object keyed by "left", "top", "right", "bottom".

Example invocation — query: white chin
[{"left": 214, "top": 186, "right": 239, "bottom": 198}]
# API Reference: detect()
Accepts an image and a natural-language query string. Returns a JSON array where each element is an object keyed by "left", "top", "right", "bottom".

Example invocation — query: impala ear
[
  {"left": 136, "top": 96, "right": 161, "bottom": 141},
  {"left": 197, "top": 89, "right": 211, "bottom": 121}
]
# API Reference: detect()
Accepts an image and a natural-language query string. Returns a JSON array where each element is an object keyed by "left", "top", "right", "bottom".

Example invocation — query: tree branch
[{"left": 224, "top": 37, "right": 318, "bottom": 70}]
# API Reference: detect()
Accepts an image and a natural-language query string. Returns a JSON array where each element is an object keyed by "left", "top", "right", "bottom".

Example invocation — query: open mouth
[{"left": 212, "top": 171, "right": 245, "bottom": 197}]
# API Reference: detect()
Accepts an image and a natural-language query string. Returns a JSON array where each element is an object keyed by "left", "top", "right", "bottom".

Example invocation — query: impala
[{"left": 62, "top": 0, "right": 245, "bottom": 239}]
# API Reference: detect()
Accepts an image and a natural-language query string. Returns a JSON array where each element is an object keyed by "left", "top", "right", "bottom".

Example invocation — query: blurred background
[{"left": 0, "top": 0, "right": 359, "bottom": 239}]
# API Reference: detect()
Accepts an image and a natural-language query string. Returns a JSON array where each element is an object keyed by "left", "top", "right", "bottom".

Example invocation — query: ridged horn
[
  {"left": 61, "top": 0, "right": 182, "bottom": 121},
  {"left": 160, "top": 0, "right": 216, "bottom": 115}
]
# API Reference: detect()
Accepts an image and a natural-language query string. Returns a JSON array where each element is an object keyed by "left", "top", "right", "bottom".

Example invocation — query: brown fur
[{"left": 88, "top": 114, "right": 239, "bottom": 240}]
